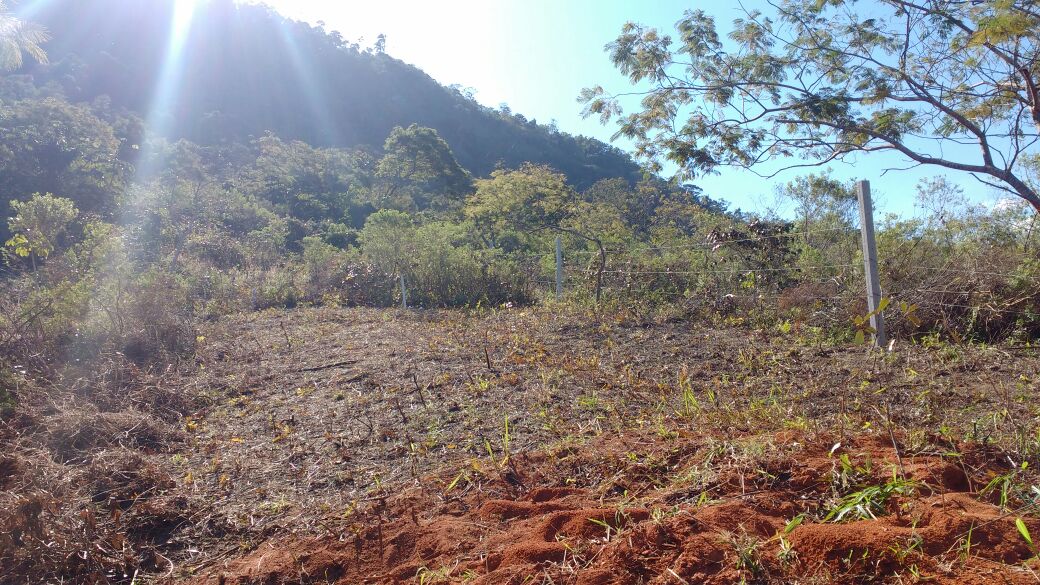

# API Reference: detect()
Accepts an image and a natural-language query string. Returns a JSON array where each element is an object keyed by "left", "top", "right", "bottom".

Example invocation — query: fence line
[
  {"left": 510, "top": 235, "right": 1037, "bottom": 265},
  {"left": 595, "top": 264, "right": 858, "bottom": 277},
  {"left": 911, "top": 300, "right": 1038, "bottom": 316},
  {"left": 512, "top": 257, "right": 1037, "bottom": 284},
  {"left": 920, "top": 266, "right": 1040, "bottom": 280},
  {"left": 657, "top": 292, "right": 848, "bottom": 302},
  {"left": 602, "top": 226, "right": 858, "bottom": 255},
  {"left": 503, "top": 227, "right": 860, "bottom": 262},
  {"left": 527, "top": 178, "right": 1037, "bottom": 342}
]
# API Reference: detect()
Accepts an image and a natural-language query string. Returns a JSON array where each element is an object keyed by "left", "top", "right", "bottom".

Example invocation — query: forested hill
[{"left": 16, "top": 0, "right": 641, "bottom": 188}]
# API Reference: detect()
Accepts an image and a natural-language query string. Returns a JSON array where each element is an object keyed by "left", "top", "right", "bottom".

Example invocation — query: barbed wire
[
  {"left": 918, "top": 266, "right": 1040, "bottom": 280},
  {"left": 596, "top": 264, "right": 858, "bottom": 277},
  {"left": 911, "top": 299, "right": 1038, "bottom": 316},
  {"left": 503, "top": 227, "right": 860, "bottom": 262},
  {"left": 604, "top": 227, "right": 858, "bottom": 255},
  {"left": 598, "top": 288, "right": 851, "bottom": 304}
]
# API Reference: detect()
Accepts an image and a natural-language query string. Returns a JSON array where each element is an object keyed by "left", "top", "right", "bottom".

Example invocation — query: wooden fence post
[
  {"left": 857, "top": 180, "right": 887, "bottom": 348},
  {"left": 399, "top": 275, "right": 408, "bottom": 309},
  {"left": 555, "top": 236, "right": 563, "bottom": 301}
]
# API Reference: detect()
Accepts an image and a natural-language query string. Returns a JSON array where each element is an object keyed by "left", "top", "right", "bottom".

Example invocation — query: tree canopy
[
  {"left": 5, "top": 192, "right": 77, "bottom": 267},
  {"left": 375, "top": 124, "right": 473, "bottom": 212},
  {"left": 582, "top": 0, "right": 1040, "bottom": 211},
  {"left": 0, "top": 0, "right": 48, "bottom": 71},
  {"left": 19, "top": 0, "right": 642, "bottom": 189}
]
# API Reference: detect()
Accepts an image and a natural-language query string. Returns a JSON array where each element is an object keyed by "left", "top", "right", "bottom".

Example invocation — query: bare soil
[
  {"left": 3, "top": 305, "right": 1039, "bottom": 584},
  {"left": 195, "top": 432, "right": 1040, "bottom": 584}
]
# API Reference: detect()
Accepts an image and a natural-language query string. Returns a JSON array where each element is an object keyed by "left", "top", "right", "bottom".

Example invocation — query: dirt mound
[{"left": 194, "top": 430, "right": 1040, "bottom": 584}]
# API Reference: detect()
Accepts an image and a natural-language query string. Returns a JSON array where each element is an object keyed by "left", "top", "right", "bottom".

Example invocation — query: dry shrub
[
  {"left": 41, "top": 407, "right": 180, "bottom": 464},
  {"left": 777, "top": 281, "right": 860, "bottom": 330},
  {"left": 0, "top": 443, "right": 190, "bottom": 584},
  {"left": 778, "top": 281, "right": 840, "bottom": 313},
  {"left": 886, "top": 253, "right": 1040, "bottom": 340},
  {"left": 84, "top": 448, "right": 185, "bottom": 543},
  {"left": 40, "top": 351, "right": 201, "bottom": 422},
  {"left": 120, "top": 273, "right": 198, "bottom": 364},
  {"left": 0, "top": 454, "right": 23, "bottom": 490},
  {"left": 0, "top": 450, "right": 79, "bottom": 583},
  {"left": 0, "top": 335, "right": 198, "bottom": 582},
  {"left": 85, "top": 448, "right": 176, "bottom": 502},
  {"left": 0, "top": 345, "right": 198, "bottom": 584}
]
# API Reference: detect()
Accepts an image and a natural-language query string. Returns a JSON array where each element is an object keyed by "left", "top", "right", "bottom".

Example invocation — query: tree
[
  {"left": 777, "top": 172, "right": 857, "bottom": 243},
  {"left": 773, "top": 172, "right": 858, "bottom": 281},
  {"left": 5, "top": 193, "right": 77, "bottom": 270},
  {"left": 465, "top": 164, "right": 612, "bottom": 300},
  {"left": 374, "top": 125, "right": 472, "bottom": 213},
  {"left": 581, "top": 177, "right": 723, "bottom": 237},
  {"left": 358, "top": 209, "right": 417, "bottom": 278},
  {"left": 0, "top": 0, "right": 48, "bottom": 71},
  {"left": 0, "top": 97, "right": 129, "bottom": 232},
  {"left": 248, "top": 135, "right": 373, "bottom": 223},
  {"left": 583, "top": 178, "right": 651, "bottom": 235},
  {"left": 582, "top": 1, "right": 1040, "bottom": 212}
]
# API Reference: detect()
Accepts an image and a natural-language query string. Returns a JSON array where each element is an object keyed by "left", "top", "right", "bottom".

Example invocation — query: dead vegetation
[{"left": 1, "top": 305, "right": 1039, "bottom": 584}]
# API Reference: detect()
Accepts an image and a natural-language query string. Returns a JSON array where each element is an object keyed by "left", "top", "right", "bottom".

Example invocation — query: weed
[
  {"left": 981, "top": 461, "right": 1030, "bottom": 511},
  {"left": 830, "top": 452, "right": 873, "bottom": 496},
  {"left": 723, "top": 528, "right": 763, "bottom": 582},
  {"left": 501, "top": 415, "right": 512, "bottom": 464},
  {"left": 954, "top": 521, "right": 975, "bottom": 565},
  {"left": 826, "top": 475, "right": 919, "bottom": 522},
  {"left": 258, "top": 498, "right": 292, "bottom": 515},
  {"left": 586, "top": 517, "right": 616, "bottom": 541},
  {"left": 416, "top": 563, "right": 458, "bottom": 584},
  {"left": 775, "top": 514, "right": 803, "bottom": 567},
  {"left": 676, "top": 368, "right": 701, "bottom": 419},
  {"left": 654, "top": 415, "right": 678, "bottom": 440},
  {"left": 467, "top": 375, "right": 493, "bottom": 395},
  {"left": 889, "top": 519, "right": 923, "bottom": 562},
  {"left": 577, "top": 393, "right": 601, "bottom": 411},
  {"left": 0, "top": 386, "right": 16, "bottom": 418},
  {"left": 650, "top": 505, "right": 681, "bottom": 524},
  {"left": 1017, "top": 518, "right": 1038, "bottom": 560}
]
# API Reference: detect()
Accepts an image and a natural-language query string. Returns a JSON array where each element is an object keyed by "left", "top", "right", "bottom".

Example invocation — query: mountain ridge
[{"left": 18, "top": 0, "right": 642, "bottom": 188}]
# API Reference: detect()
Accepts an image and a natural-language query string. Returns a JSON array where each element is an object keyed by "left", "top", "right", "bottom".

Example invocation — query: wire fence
[
  {"left": 366, "top": 180, "right": 1039, "bottom": 340},
  {"left": 518, "top": 218, "right": 1040, "bottom": 340}
]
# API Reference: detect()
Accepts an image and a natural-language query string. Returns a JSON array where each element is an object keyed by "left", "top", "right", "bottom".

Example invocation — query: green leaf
[
  {"left": 784, "top": 514, "right": 804, "bottom": 534},
  {"left": 1017, "top": 518, "right": 1034, "bottom": 548},
  {"left": 445, "top": 471, "right": 465, "bottom": 493},
  {"left": 877, "top": 297, "right": 890, "bottom": 313}
]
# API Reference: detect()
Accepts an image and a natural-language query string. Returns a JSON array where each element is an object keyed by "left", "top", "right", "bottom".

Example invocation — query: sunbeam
[
  {"left": 273, "top": 17, "right": 342, "bottom": 146},
  {"left": 131, "top": 0, "right": 198, "bottom": 181}
]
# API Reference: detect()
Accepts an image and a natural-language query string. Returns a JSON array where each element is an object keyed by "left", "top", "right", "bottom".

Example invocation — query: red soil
[{"left": 193, "top": 431, "right": 1040, "bottom": 585}]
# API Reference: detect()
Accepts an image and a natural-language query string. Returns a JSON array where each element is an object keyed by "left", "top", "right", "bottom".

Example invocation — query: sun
[{"left": 172, "top": 0, "right": 199, "bottom": 40}]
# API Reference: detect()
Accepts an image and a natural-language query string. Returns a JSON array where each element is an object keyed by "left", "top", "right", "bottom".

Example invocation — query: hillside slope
[
  {"left": 3, "top": 306, "right": 1039, "bottom": 584},
  {"left": 19, "top": 0, "right": 641, "bottom": 188}
]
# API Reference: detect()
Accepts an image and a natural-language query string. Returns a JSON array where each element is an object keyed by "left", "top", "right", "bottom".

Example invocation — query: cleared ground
[{"left": 3, "top": 306, "right": 1039, "bottom": 584}]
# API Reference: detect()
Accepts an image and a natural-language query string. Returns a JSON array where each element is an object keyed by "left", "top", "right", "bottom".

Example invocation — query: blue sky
[{"left": 248, "top": 0, "right": 1006, "bottom": 217}]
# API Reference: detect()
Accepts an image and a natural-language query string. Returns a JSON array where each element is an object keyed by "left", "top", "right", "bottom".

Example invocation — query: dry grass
[{"left": 1, "top": 304, "right": 1038, "bottom": 583}]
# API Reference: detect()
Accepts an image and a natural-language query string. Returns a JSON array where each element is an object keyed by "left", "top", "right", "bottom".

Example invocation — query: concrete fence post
[
  {"left": 857, "top": 180, "right": 887, "bottom": 348},
  {"left": 555, "top": 236, "right": 563, "bottom": 300}
]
